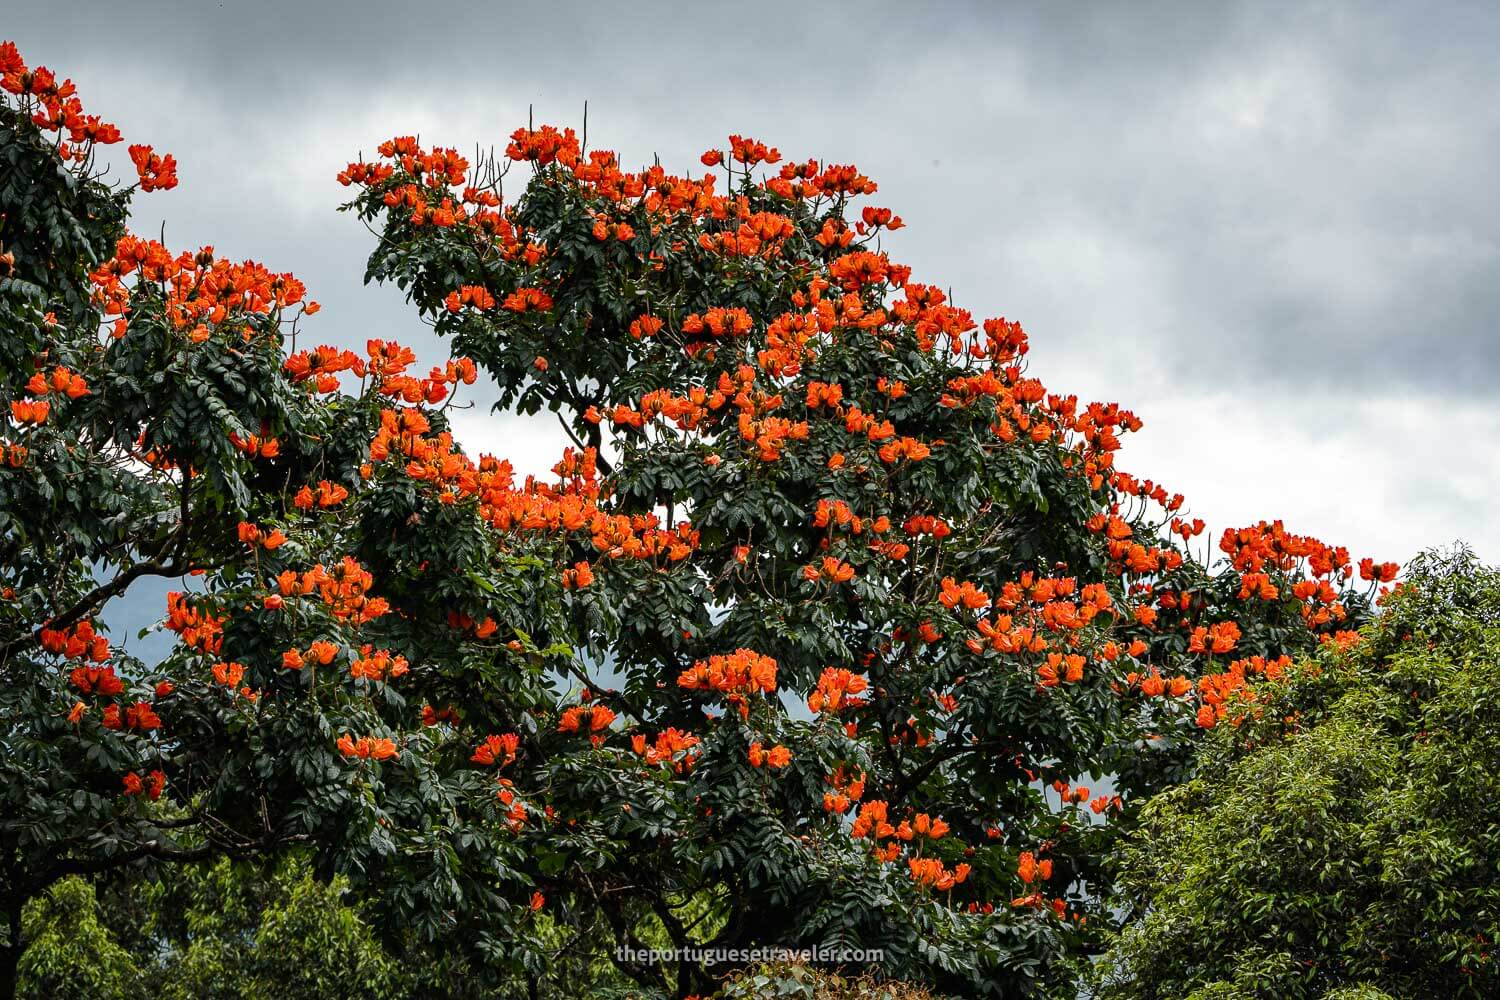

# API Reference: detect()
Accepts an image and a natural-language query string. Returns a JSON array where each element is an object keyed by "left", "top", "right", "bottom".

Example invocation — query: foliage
[
  {"left": 0, "top": 39, "right": 1400, "bottom": 999},
  {"left": 1096, "top": 546, "right": 1500, "bottom": 1000},
  {"left": 17, "top": 871, "right": 944, "bottom": 1000},
  {"left": 334, "top": 121, "right": 1394, "bottom": 996},
  {"left": 143, "top": 856, "right": 408, "bottom": 1000},
  {"left": 15, "top": 878, "right": 144, "bottom": 1000},
  {"left": 717, "top": 961, "right": 943, "bottom": 999},
  {"left": 16, "top": 859, "right": 404, "bottom": 1000},
  {"left": 0, "top": 40, "right": 583, "bottom": 998}
]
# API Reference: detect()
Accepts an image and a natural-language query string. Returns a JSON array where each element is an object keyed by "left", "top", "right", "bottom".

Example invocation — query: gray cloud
[
  {"left": 8, "top": 0, "right": 1499, "bottom": 567},
  {"left": 15, "top": 1, "right": 1499, "bottom": 389}
]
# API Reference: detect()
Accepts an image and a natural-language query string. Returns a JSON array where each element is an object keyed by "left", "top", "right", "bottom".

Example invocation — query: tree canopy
[
  {"left": 0, "top": 39, "right": 1401, "bottom": 999},
  {"left": 1098, "top": 546, "right": 1499, "bottom": 1000}
]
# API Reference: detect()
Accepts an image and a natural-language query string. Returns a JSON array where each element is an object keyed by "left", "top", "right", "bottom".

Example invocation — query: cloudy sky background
[{"left": 11, "top": 0, "right": 1498, "bottom": 581}]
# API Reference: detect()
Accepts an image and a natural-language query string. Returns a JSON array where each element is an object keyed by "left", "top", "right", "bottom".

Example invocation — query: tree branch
[
  {"left": 40, "top": 830, "right": 315, "bottom": 890},
  {"left": 0, "top": 558, "right": 187, "bottom": 668},
  {"left": 888, "top": 738, "right": 1007, "bottom": 804}
]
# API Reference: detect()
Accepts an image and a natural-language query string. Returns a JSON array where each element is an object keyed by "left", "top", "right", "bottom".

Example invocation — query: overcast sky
[{"left": 10, "top": 1, "right": 1499, "bottom": 576}]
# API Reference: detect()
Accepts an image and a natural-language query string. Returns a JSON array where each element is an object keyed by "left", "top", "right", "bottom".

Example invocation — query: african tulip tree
[
  {"left": 0, "top": 42, "right": 611, "bottom": 999},
  {"left": 337, "top": 125, "right": 1396, "bottom": 994},
  {"left": 0, "top": 37, "right": 1401, "bottom": 999}
]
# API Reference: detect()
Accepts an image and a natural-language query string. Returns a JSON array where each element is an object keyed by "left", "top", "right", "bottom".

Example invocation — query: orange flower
[
  {"left": 1017, "top": 851, "right": 1052, "bottom": 884},
  {"left": 629, "top": 314, "right": 664, "bottom": 339},
  {"left": 562, "top": 560, "right": 594, "bottom": 589},
  {"left": 307, "top": 640, "right": 339, "bottom": 666},
  {"left": 1188, "top": 621, "right": 1241, "bottom": 655},
  {"left": 748, "top": 742, "right": 792, "bottom": 769},
  {"left": 443, "top": 284, "right": 496, "bottom": 312},
  {"left": 505, "top": 124, "right": 580, "bottom": 166},
  {"left": 313, "top": 480, "right": 349, "bottom": 507},
  {"left": 313, "top": 556, "right": 387, "bottom": 623},
  {"left": 728, "top": 134, "right": 780, "bottom": 166},
  {"left": 911, "top": 813, "right": 950, "bottom": 839},
  {"left": 70, "top": 664, "right": 124, "bottom": 696},
  {"left": 806, "top": 381, "right": 844, "bottom": 409},
  {"left": 127, "top": 143, "right": 177, "bottom": 191},
  {"left": 807, "top": 667, "right": 868, "bottom": 714},
  {"left": 557, "top": 705, "right": 617, "bottom": 745},
  {"left": 212, "top": 661, "right": 245, "bottom": 687},
  {"left": 9, "top": 399, "right": 50, "bottom": 424},
  {"left": 860, "top": 206, "right": 904, "bottom": 230},
  {"left": 1358, "top": 558, "right": 1399, "bottom": 583},
  {"left": 851, "top": 799, "right": 895, "bottom": 840},
  {"left": 422, "top": 704, "right": 458, "bottom": 727},
  {"left": 26, "top": 365, "right": 89, "bottom": 399},
  {"left": 337, "top": 734, "right": 399, "bottom": 760},
  {"left": 939, "top": 577, "right": 990, "bottom": 610},
  {"left": 907, "top": 857, "right": 969, "bottom": 890},
  {"left": 124, "top": 701, "right": 161, "bottom": 730},
  {"left": 228, "top": 432, "right": 280, "bottom": 459},
  {"left": 471, "top": 733, "right": 520, "bottom": 767},
  {"left": 676, "top": 650, "right": 778, "bottom": 719},
  {"left": 350, "top": 647, "right": 408, "bottom": 681},
  {"left": 803, "top": 556, "right": 855, "bottom": 584},
  {"left": 501, "top": 287, "right": 553, "bottom": 313},
  {"left": 632, "top": 728, "right": 700, "bottom": 768}
]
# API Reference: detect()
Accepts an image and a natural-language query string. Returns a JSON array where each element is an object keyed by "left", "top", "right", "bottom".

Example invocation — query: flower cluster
[
  {"left": 2, "top": 41, "right": 133, "bottom": 166},
  {"left": 676, "top": 649, "right": 778, "bottom": 719}
]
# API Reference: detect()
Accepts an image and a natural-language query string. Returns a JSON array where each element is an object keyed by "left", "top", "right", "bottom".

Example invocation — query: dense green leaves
[
  {"left": 1098, "top": 548, "right": 1500, "bottom": 1000},
  {"left": 335, "top": 127, "right": 1388, "bottom": 996},
  {"left": 2, "top": 43, "right": 1404, "bottom": 1000}
]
